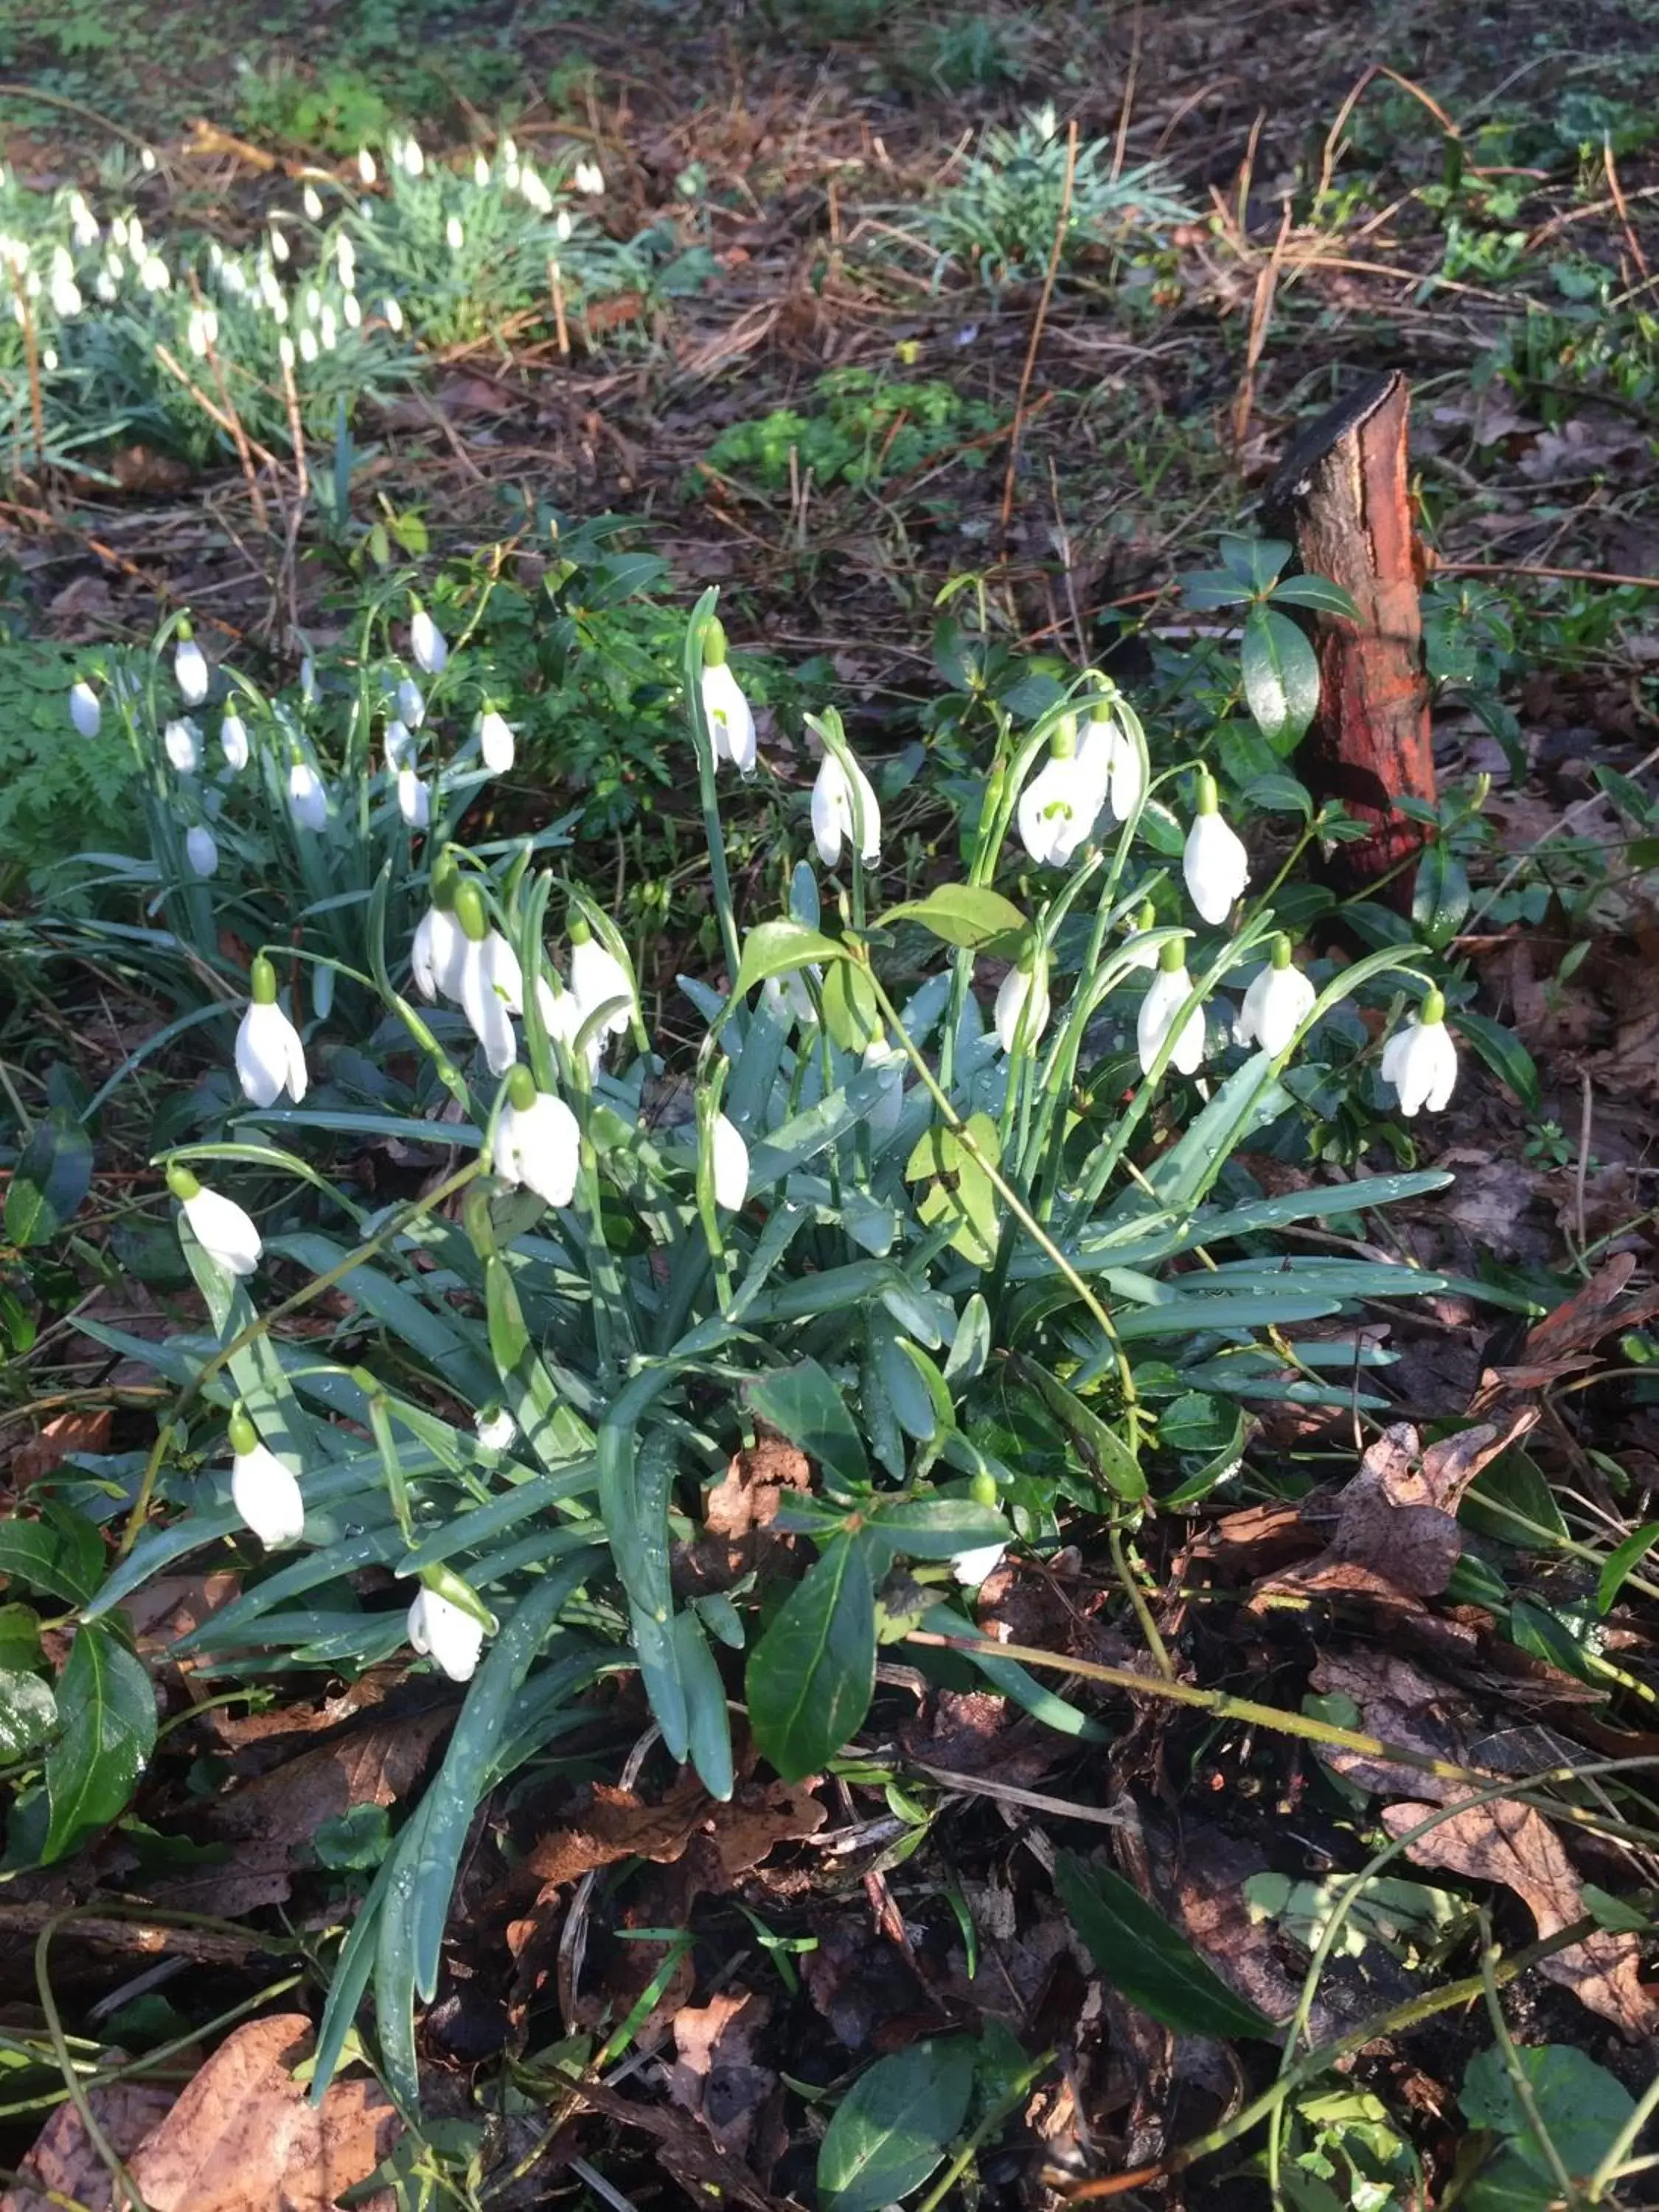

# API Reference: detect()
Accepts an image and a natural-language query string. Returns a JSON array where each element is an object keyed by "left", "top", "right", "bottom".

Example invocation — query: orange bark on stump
[{"left": 1262, "top": 370, "right": 1436, "bottom": 900}]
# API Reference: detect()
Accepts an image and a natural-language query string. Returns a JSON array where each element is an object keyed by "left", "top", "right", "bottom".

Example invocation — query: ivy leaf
[{"left": 747, "top": 1534, "right": 876, "bottom": 1781}]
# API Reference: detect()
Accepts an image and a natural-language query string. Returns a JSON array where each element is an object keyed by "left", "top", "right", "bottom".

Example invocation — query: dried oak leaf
[
  {"left": 119, "top": 2014, "right": 399, "bottom": 2212},
  {"left": 1253, "top": 1416, "right": 1531, "bottom": 1610},
  {"left": 0, "top": 2076, "right": 175, "bottom": 2212},
  {"left": 1382, "top": 1796, "right": 1656, "bottom": 2039},
  {"left": 665, "top": 1989, "right": 780, "bottom": 2167},
  {"left": 1470, "top": 1253, "right": 1659, "bottom": 1416},
  {"left": 10, "top": 1410, "right": 112, "bottom": 1488}
]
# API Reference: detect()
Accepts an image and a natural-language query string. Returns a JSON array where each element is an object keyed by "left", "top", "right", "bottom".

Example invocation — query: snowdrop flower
[
  {"left": 494, "top": 1065, "right": 581, "bottom": 1208},
  {"left": 539, "top": 972, "right": 602, "bottom": 1079},
  {"left": 411, "top": 859, "right": 466, "bottom": 1004},
  {"left": 167, "top": 1164, "right": 261, "bottom": 1276},
  {"left": 299, "top": 655, "right": 318, "bottom": 708},
  {"left": 407, "top": 1587, "right": 483, "bottom": 1682},
  {"left": 139, "top": 253, "right": 170, "bottom": 291},
  {"left": 164, "top": 718, "right": 200, "bottom": 773},
  {"left": 1094, "top": 709, "right": 1146, "bottom": 824},
  {"left": 358, "top": 147, "right": 378, "bottom": 185},
  {"left": 336, "top": 234, "right": 356, "bottom": 288},
  {"left": 473, "top": 153, "right": 492, "bottom": 188},
  {"left": 1380, "top": 988, "right": 1458, "bottom": 1117},
  {"left": 453, "top": 883, "right": 519, "bottom": 1074},
  {"left": 402, "top": 136, "right": 425, "bottom": 178},
  {"left": 186, "top": 824, "right": 218, "bottom": 877},
  {"left": 69, "top": 192, "right": 98, "bottom": 248},
  {"left": 475, "top": 1405, "right": 515, "bottom": 1452},
  {"left": 302, "top": 184, "right": 324, "bottom": 220},
  {"left": 397, "top": 675, "right": 425, "bottom": 728},
  {"left": 995, "top": 950, "right": 1051, "bottom": 1056},
  {"left": 1183, "top": 770, "right": 1250, "bottom": 926},
  {"left": 268, "top": 226, "right": 290, "bottom": 265},
  {"left": 319, "top": 303, "right": 338, "bottom": 350},
  {"left": 140, "top": 147, "right": 157, "bottom": 172},
  {"left": 278, "top": 333, "right": 296, "bottom": 370},
  {"left": 299, "top": 327, "right": 319, "bottom": 365},
  {"left": 1236, "top": 935, "right": 1317, "bottom": 1057},
  {"left": 397, "top": 768, "right": 431, "bottom": 828},
  {"left": 235, "top": 953, "right": 309, "bottom": 1107},
  {"left": 288, "top": 757, "right": 327, "bottom": 832},
  {"left": 574, "top": 158, "right": 605, "bottom": 195},
  {"left": 411, "top": 605, "right": 447, "bottom": 675},
  {"left": 699, "top": 619, "right": 755, "bottom": 773},
  {"left": 445, "top": 215, "right": 465, "bottom": 252},
  {"left": 520, "top": 167, "right": 553, "bottom": 215},
  {"left": 812, "top": 746, "right": 882, "bottom": 871},
  {"left": 1138, "top": 939, "right": 1206, "bottom": 1077},
  {"left": 227, "top": 1411, "right": 304, "bottom": 1546},
  {"left": 477, "top": 709, "right": 515, "bottom": 774},
  {"left": 186, "top": 305, "right": 217, "bottom": 356},
  {"left": 383, "top": 295, "right": 403, "bottom": 332},
  {"left": 709, "top": 1110, "right": 750, "bottom": 1211},
  {"left": 384, "top": 717, "right": 416, "bottom": 771},
  {"left": 568, "top": 922, "right": 633, "bottom": 1038},
  {"left": 220, "top": 710, "right": 249, "bottom": 771},
  {"left": 763, "top": 970, "right": 818, "bottom": 1029},
  {"left": 1018, "top": 717, "right": 1105, "bottom": 866},
  {"left": 174, "top": 633, "right": 209, "bottom": 706},
  {"left": 343, "top": 291, "right": 362, "bottom": 329},
  {"left": 49, "top": 268, "right": 81, "bottom": 318},
  {"left": 69, "top": 680, "right": 100, "bottom": 738},
  {"left": 554, "top": 209, "right": 573, "bottom": 243},
  {"left": 952, "top": 1542, "right": 1006, "bottom": 1586}
]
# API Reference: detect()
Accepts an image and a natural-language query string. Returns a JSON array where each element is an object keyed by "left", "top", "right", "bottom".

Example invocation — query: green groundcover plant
[{"left": 14, "top": 572, "right": 1481, "bottom": 2108}]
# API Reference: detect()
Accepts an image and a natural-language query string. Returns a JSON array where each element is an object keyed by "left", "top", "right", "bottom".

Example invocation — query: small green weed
[{"left": 702, "top": 364, "right": 1000, "bottom": 493}]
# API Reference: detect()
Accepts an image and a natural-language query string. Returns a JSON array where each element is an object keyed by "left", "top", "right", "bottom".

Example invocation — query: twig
[
  {"left": 1603, "top": 134, "right": 1649, "bottom": 280},
  {"left": 548, "top": 256, "right": 571, "bottom": 358},
  {"left": 998, "top": 119, "right": 1077, "bottom": 538},
  {"left": 1231, "top": 195, "right": 1293, "bottom": 451},
  {"left": 19, "top": 292, "right": 45, "bottom": 476},
  {"left": 153, "top": 344, "right": 279, "bottom": 496},
  {"left": 1435, "top": 557, "right": 1659, "bottom": 590},
  {"left": 276, "top": 349, "right": 308, "bottom": 501},
  {"left": 1110, "top": 3, "right": 1142, "bottom": 184}
]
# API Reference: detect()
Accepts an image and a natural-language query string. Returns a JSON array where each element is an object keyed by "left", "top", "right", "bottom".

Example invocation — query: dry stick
[
  {"left": 18, "top": 293, "right": 45, "bottom": 476},
  {"left": 1231, "top": 196, "right": 1292, "bottom": 451},
  {"left": 998, "top": 120, "right": 1077, "bottom": 538},
  {"left": 1436, "top": 557, "right": 1659, "bottom": 591},
  {"left": 1109, "top": 1, "right": 1143, "bottom": 184},
  {"left": 1604, "top": 135, "right": 1651, "bottom": 281},
  {"left": 153, "top": 344, "right": 279, "bottom": 507},
  {"left": 548, "top": 256, "right": 571, "bottom": 358},
  {"left": 276, "top": 350, "right": 308, "bottom": 502}
]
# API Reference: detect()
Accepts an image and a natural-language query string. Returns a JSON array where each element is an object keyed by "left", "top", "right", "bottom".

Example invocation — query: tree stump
[{"left": 1262, "top": 370, "right": 1436, "bottom": 900}]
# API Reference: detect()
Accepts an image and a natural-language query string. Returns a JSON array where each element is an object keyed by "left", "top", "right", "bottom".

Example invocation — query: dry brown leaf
[
  {"left": 519, "top": 1774, "right": 825, "bottom": 1899},
  {"left": 1308, "top": 1651, "right": 1475, "bottom": 1804},
  {"left": 1253, "top": 1415, "right": 1533, "bottom": 1610},
  {"left": 1382, "top": 1797, "right": 1657, "bottom": 2039},
  {"left": 116, "top": 2015, "right": 399, "bottom": 2212},
  {"left": 562, "top": 2076, "right": 777, "bottom": 2211},
  {"left": 0, "top": 2078, "right": 175, "bottom": 2212},
  {"left": 665, "top": 1989, "right": 779, "bottom": 2164},
  {"left": 10, "top": 1410, "right": 113, "bottom": 1487},
  {"left": 1471, "top": 1254, "right": 1659, "bottom": 1420}
]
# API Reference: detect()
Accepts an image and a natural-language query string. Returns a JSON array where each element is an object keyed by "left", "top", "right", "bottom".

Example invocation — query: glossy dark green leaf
[
  {"left": 746, "top": 1358, "right": 869, "bottom": 1491},
  {"left": 1598, "top": 1522, "right": 1659, "bottom": 1614},
  {"left": 0, "top": 1506, "right": 105, "bottom": 1608},
  {"left": 872, "top": 1496, "right": 1006, "bottom": 1559},
  {"left": 1461, "top": 2042, "right": 1634, "bottom": 2190},
  {"left": 1240, "top": 605, "right": 1321, "bottom": 748},
  {"left": 1269, "top": 573, "right": 1360, "bottom": 619},
  {"left": 0, "top": 1603, "right": 42, "bottom": 1673},
  {"left": 1411, "top": 842, "right": 1472, "bottom": 949},
  {"left": 43, "top": 1623, "right": 156, "bottom": 1863},
  {"left": 747, "top": 1534, "right": 876, "bottom": 1781},
  {"left": 879, "top": 883, "right": 1026, "bottom": 950},
  {"left": 818, "top": 2037, "right": 976, "bottom": 2212},
  {"left": 1018, "top": 1362, "right": 1145, "bottom": 1503},
  {"left": 0, "top": 1668, "right": 56, "bottom": 1762},
  {"left": 1239, "top": 772, "right": 1313, "bottom": 819},
  {"left": 1450, "top": 1009, "right": 1540, "bottom": 1111},
  {"left": 1055, "top": 1851, "right": 1276, "bottom": 2039},
  {"left": 5, "top": 1110, "right": 94, "bottom": 1248}
]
